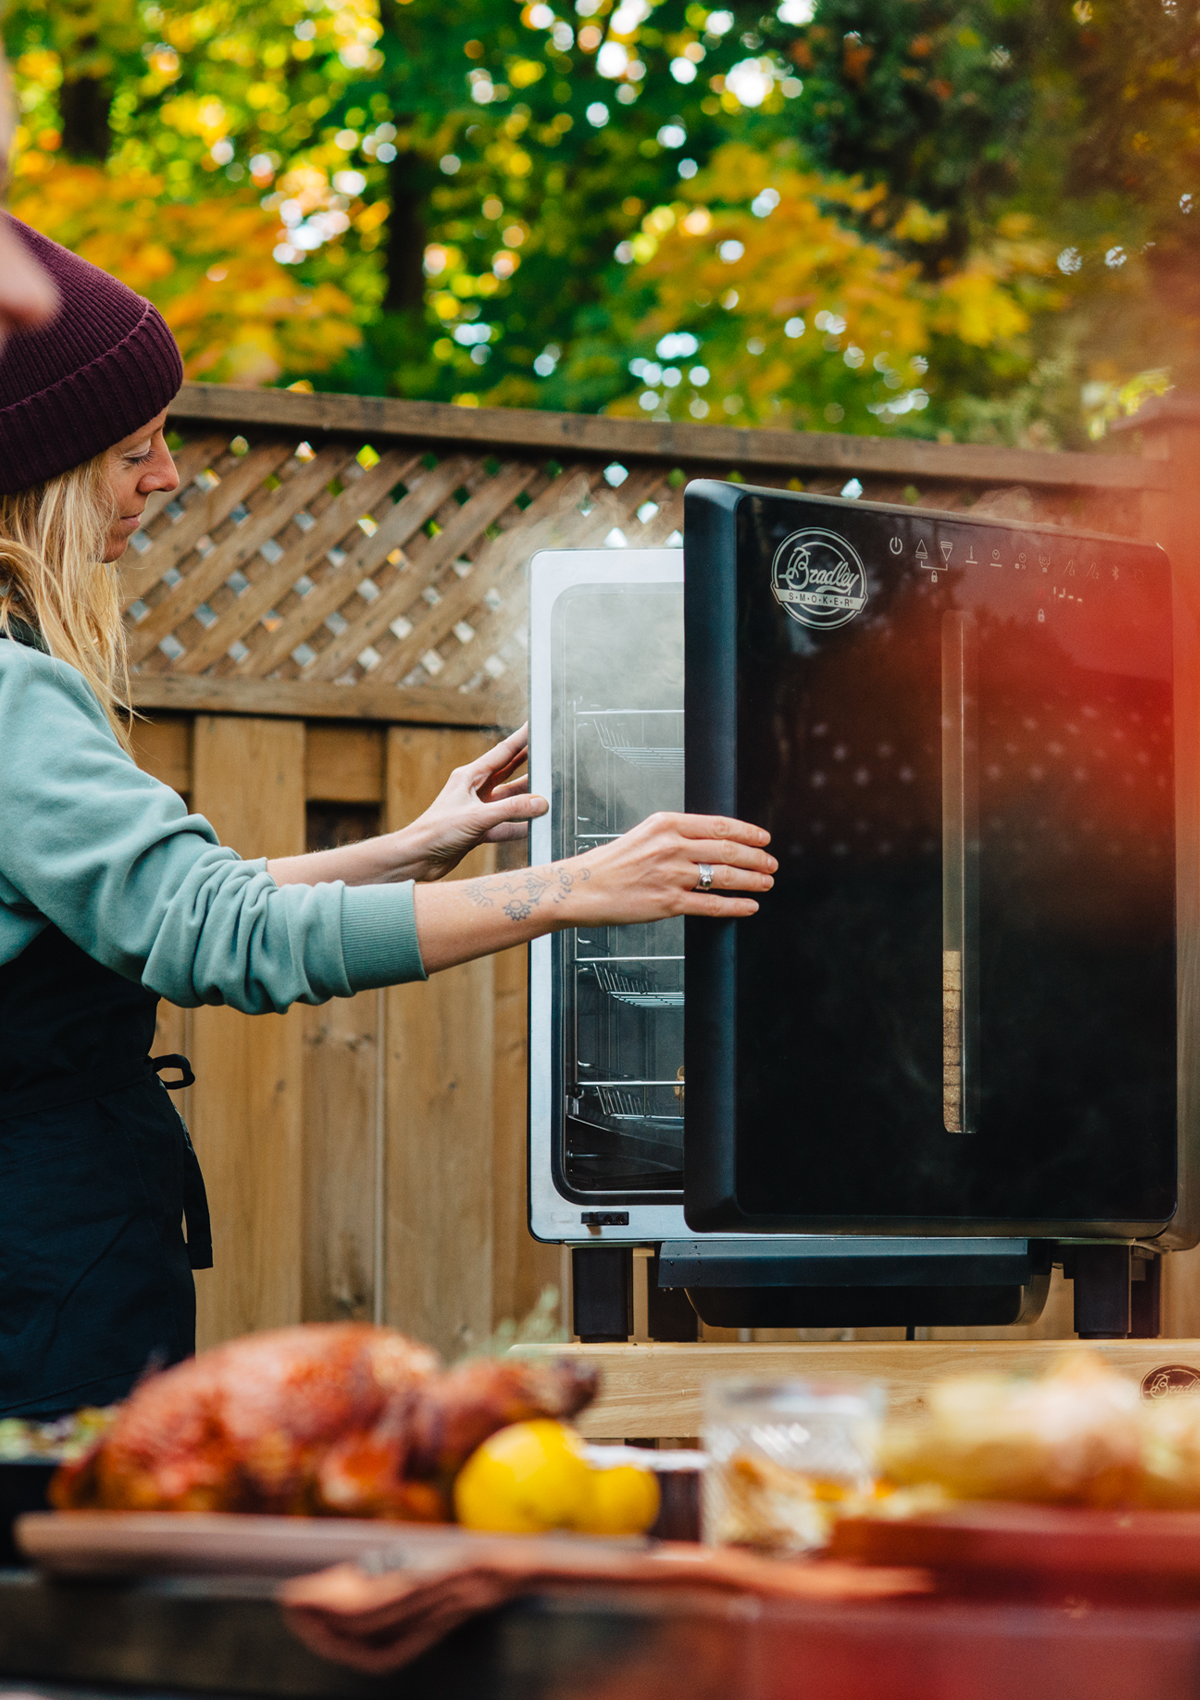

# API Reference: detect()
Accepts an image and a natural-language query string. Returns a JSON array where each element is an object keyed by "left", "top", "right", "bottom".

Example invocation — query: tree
[
  {"left": 4, "top": 1, "right": 147, "bottom": 159},
  {"left": 6, "top": 0, "right": 792, "bottom": 405},
  {"left": 753, "top": 0, "right": 1200, "bottom": 440},
  {"left": 1015, "top": 0, "right": 1200, "bottom": 426},
  {"left": 761, "top": 0, "right": 1036, "bottom": 271},
  {"left": 301, "top": 0, "right": 800, "bottom": 405},
  {"left": 7, "top": 0, "right": 1194, "bottom": 444},
  {"left": 601, "top": 139, "right": 1056, "bottom": 436}
]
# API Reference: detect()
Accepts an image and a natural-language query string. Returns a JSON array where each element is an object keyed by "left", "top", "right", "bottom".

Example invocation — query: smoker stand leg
[
  {"left": 572, "top": 1247, "right": 632, "bottom": 1342},
  {"left": 1072, "top": 1244, "right": 1131, "bottom": 1339},
  {"left": 1130, "top": 1252, "right": 1163, "bottom": 1340},
  {"left": 647, "top": 1254, "right": 699, "bottom": 1342}
]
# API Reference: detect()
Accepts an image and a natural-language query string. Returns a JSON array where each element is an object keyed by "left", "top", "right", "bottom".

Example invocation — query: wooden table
[
  {"left": 4, "top": 1565, "right": 1200, "bottom": 1700},
  {"left": 522, "top": 1339, "right": 1200, "bottom": 1439}
]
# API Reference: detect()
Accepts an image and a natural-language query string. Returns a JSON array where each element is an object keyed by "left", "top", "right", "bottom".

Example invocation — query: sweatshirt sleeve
[{"left": 0, "top": 643, "right": 426, "bottom": 1012}]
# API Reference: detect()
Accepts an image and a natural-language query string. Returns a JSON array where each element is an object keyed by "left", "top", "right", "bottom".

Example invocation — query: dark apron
[{"left": 0, "top": 920, "right": 212, "bottom": 1418}]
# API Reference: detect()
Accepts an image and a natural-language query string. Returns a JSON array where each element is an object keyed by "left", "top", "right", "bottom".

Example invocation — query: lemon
[
  {"left": 453, "top": 1419, "right": 594, "bottom": 1533},
  {"left": 578, "top": 1464, "right": 661, "bottom": 1536}
]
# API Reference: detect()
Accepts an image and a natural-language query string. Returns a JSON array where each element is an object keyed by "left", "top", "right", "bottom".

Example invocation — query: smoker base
[
  {"left": 684, "top": 1283, "right": 1044, "bottom": 1329},
  {"left": 660, "top": 1236, "right": 1051, "bottom": 1332}
]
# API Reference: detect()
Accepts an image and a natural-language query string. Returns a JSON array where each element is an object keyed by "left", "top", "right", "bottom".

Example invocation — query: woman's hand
[
  {"left": 399, "top": 724, "right": 547, "bottom": 882},
  {"left": 561, "top": 811, "right": 774, "bottom": 925},
  {"left": 412, "top": 811, "right": 774, "bottom": 973},
  {"left": 267, "top": 725, "right": 546, "bottom": 891}
]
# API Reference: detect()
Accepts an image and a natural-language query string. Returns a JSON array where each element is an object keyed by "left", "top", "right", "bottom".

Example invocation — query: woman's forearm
[
  {"left": 273, "top": 811, "right": 775, "bottom": 976},
  {"left": 267, "top": 832, "right": 428, "bottom": 889},
  {"left": 411, "top": 862, "right": 584, "bottom": 971},
  {"left": 413, "top": 813, "right": 775, "bottom": 974}
]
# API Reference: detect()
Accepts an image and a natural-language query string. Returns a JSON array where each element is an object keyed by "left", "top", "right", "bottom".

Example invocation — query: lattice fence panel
[{"left": 123, "top": 420, "right": 1138, "bottom": 726}]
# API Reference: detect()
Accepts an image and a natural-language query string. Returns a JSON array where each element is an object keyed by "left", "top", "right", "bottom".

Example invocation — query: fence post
[
  {"left": 383, "top": 728, "right": 499, "bottom": 1361},
  {"left": 189, "top": 716, "right": 307, "bottom": 1349}
]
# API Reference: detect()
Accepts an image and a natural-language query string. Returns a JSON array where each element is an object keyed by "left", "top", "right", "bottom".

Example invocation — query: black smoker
[{"left": 527, "top": 483, "right": 1199, "bottom": 1342}]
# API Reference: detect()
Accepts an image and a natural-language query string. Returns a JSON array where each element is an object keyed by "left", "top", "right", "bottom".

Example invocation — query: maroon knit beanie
[{"left": 0, "top": 214, "right": 183, "bottom": 496}]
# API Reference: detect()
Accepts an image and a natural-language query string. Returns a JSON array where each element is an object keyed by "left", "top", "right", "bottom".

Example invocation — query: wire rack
[
  {"left": 591, "top": 1085, "right": 684, "bottom": 1123},
  {"left": 593, "top": 720, "right": 684, "bottom": 769},
  {"left": 592, "top": 964, "right": 684, "bottom": 1008}
]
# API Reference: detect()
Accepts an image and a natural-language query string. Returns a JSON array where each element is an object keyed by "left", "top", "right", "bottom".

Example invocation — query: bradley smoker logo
[{"left": 771, "top": 529, "right": 868, "bottom": 631}]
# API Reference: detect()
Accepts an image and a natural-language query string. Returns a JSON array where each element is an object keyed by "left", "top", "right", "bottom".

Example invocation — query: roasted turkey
[{"left": 52, "top": 1323, "right": 598, "bottom": 1519}]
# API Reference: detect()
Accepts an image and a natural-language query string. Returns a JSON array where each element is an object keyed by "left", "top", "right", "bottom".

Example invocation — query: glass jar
[{"left": 702, "top": 1376, "right": 885, "bottom": 1553}]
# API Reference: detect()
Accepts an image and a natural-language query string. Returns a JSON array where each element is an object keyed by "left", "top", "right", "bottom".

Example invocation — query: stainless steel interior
[{"left": 563, "top": 705, "right": 685, "bottom": 1192}]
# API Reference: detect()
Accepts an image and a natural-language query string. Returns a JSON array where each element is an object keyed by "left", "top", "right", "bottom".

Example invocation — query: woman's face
[{"left": 102, "top": 408, "right": 180, "bottom": 562}]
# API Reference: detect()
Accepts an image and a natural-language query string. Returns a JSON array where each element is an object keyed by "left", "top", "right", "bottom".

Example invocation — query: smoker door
[
  {"left": 529, "top": 549, "right": 691, "bottom": 1240},
  {"left": 684, "top": 482, "right": 1180, "bottom": 1238}
]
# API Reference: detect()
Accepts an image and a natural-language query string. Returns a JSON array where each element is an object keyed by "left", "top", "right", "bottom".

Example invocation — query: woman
[{"left": 0, "top": 216, "right": 774, "bottom": 1418}]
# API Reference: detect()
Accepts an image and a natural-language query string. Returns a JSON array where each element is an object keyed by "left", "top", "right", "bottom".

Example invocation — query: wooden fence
[{"left": 127, "top": 381, "right": 1196, "bottom": 1359}]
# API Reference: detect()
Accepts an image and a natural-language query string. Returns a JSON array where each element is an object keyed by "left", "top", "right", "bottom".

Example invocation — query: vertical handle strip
[{"left": 942, "top": 612, "right": 979, "bottom": 1135}]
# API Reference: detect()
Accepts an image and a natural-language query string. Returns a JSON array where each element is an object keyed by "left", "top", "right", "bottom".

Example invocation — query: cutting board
[
  {"left": 830, "top": 1502, "right": 1200, "bottom": 1597},
  {"left": 15, "top": 1510, "right": 518, "bottom": 1578}
]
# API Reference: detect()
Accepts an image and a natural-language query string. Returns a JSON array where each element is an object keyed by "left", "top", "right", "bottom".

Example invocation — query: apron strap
[
  {"left": 180, "top": 1150, "right": 213, "bottom": 1272},
  {"left": 150, "top": 1053, "right": 212, "bottom": 1272},
  {"left": 149, "top": 1053, "right": 196, "bottom": 1091}
]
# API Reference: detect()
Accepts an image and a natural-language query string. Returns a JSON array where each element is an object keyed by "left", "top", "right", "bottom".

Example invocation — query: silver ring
[{"left": 695, "top": 863, "right": 715, "bottom": 893}]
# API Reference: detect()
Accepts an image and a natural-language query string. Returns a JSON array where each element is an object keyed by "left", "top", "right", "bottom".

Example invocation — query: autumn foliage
[
  {"left": 10, "top": 149, "right": 359, "bottom": 386},
  {"left": 5, "top": 0, "right": 1196, "bottom": 442},
  {"left": 607, "top": 142, "right": 1058, "bottom": 433}
]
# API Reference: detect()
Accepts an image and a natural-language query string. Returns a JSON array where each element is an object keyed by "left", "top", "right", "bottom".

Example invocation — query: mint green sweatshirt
[{"left": 0, "top": 635, "right": 426, "bottom": 1012}]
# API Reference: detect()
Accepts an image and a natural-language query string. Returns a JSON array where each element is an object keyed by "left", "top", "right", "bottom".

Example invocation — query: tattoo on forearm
[{"left": 467, "top": 863, "right": 589, "bottom": 923}]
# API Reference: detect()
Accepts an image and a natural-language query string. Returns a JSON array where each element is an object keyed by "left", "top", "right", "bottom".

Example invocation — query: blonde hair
[{"left": 0, "top": 451, "right": 132, "bottom": 749}]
